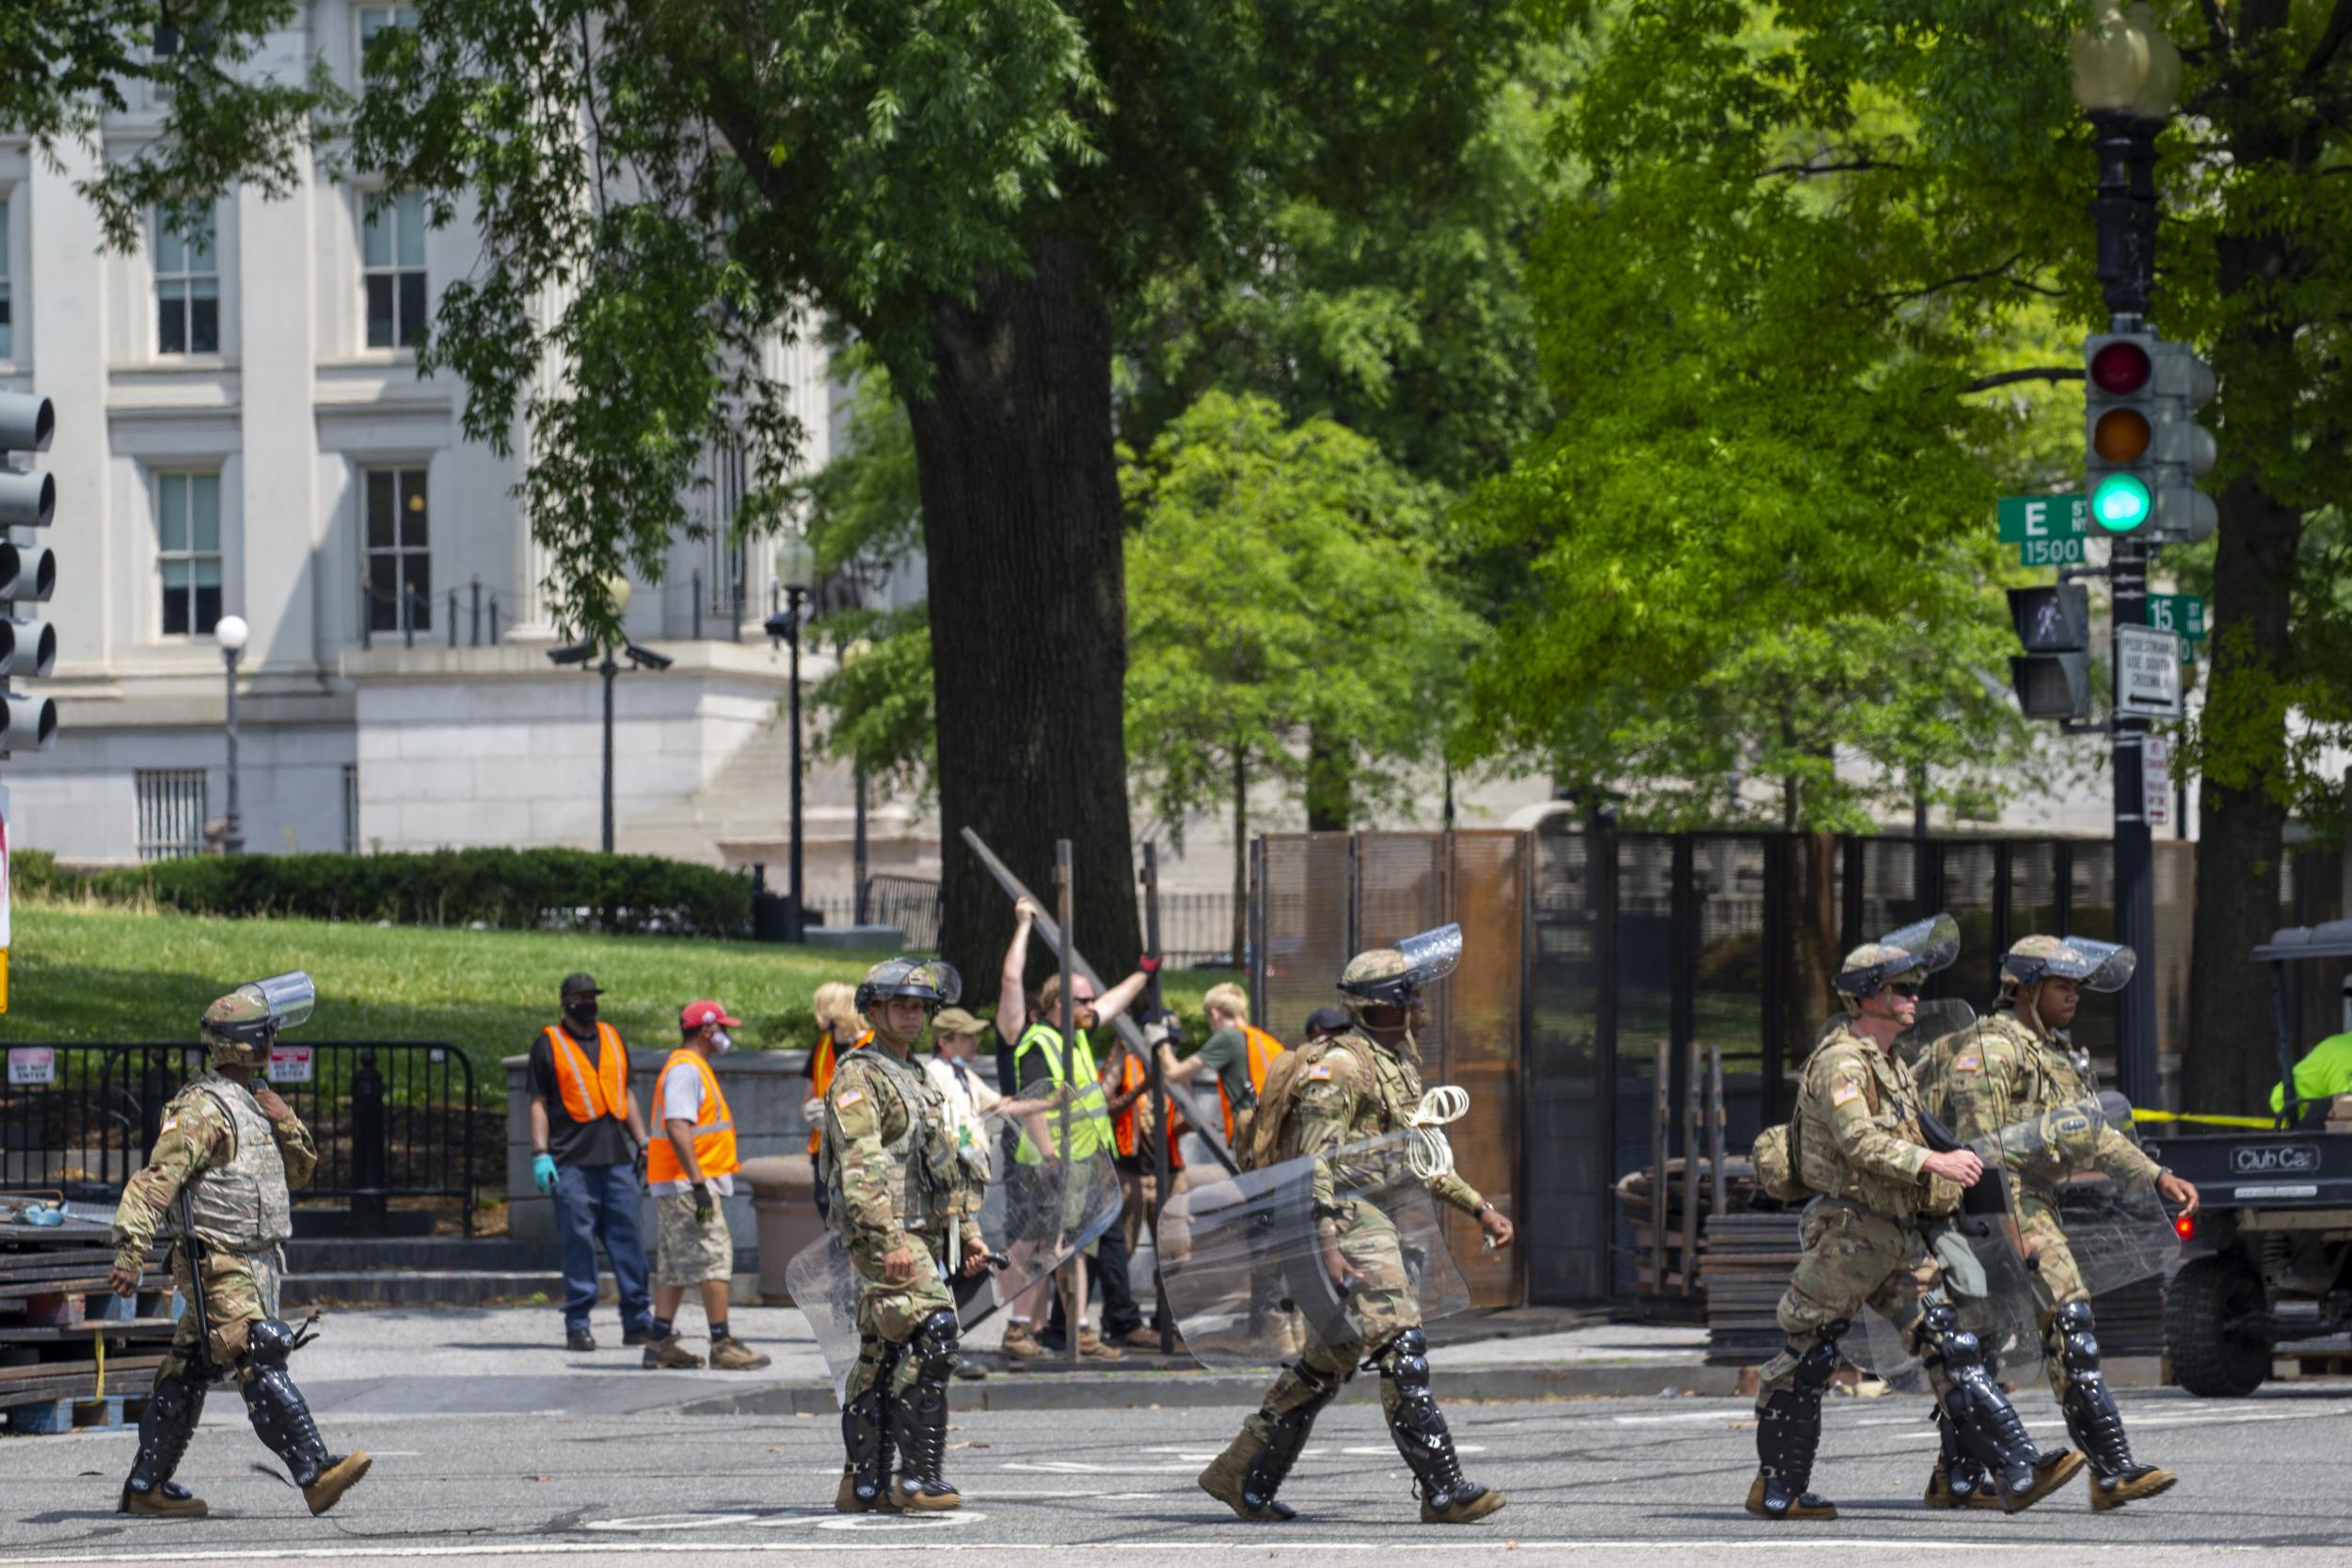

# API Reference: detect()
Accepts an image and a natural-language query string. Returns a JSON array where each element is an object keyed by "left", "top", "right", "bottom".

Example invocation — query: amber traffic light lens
[{"left": 2093, "top": 407, "right": 2152, "bottom": 462}]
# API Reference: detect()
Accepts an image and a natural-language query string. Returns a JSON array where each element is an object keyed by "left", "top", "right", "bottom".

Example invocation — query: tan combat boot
[
  {"left": 998, "top": 1322, "right": 1045, "bottom": 1360},
  {"left": 1422, "top": 1488, "right": 1507, "bottom": 1525},
  {"left": 2090, "top": 1465, "right": 2178, "bottom": 1511},
  {"left": 303, "top": 1452, "right": 373, "bottom": 1516},
  {"left": 1198, "top": 1432, "right": 1295, "bottom": 1522},
  {"left": 119, "top": 1483, "right": 208, "bottom": 1519},
  {"left": 708, "top": 1338, "right": 772, "bottom": 1371},
  {"left": 1076, "top": 1326, "right": 1123, "bottom": 1362}
]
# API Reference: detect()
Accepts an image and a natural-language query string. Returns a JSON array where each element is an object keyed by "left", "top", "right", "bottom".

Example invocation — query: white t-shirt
[
  {"left": 925, "top": 1053, "right": 1002, "bottom": 1178},
  {"left": 652, "top": 1059, "right": 736, "bottom": 1196}
]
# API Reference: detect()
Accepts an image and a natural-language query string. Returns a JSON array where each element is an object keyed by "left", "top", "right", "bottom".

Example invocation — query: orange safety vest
[
  {"left": 1111, "top": 1051, "right": 1147, "bottom": 1158},
  {"left": 806, "top": 1034, "right": 837, "bottom": 1156},
  {"left": 544, "top": 1022, "right": 628, "bottom": 1125},
  {"left": 1218, "top": 1024, "right": 1284, "bottom": 1145},
  {"left": 647, "top": 1048, "right": 739, "bottom": 1184}
]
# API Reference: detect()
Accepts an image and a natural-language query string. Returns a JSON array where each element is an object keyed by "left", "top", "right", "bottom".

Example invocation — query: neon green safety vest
[{"left": 1013, "top": 1022, "right": 1111, "bottom": 1163}]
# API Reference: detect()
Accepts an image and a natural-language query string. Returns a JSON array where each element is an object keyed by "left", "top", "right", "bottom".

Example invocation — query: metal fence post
[
  {"left": 447, "top": 589, "right": 458, "bottom": 648},
  {"left": 351, "top": 1048, "right": 389, "bottom": 1238},
  {"left": 470, "top": 576, "right": 483, "bottom": 647},
  {"left": 691, "top": 568, "right": 704, "bottom": 641}
]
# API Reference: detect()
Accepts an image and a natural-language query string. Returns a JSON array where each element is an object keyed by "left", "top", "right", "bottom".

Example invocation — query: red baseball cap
[{"left": 681, "top": 1000, "right": 741, "bottom": 1030}]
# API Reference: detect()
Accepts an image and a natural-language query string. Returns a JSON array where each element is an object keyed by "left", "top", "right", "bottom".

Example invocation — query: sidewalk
[{"left": 283, "top": 1302, "right": 1733, "bottom": 1421}]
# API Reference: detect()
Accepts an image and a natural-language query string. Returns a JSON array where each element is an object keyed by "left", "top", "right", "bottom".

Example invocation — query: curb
[{"left": 677, "top": 1360, "right": 1745, "bottom": 1417}]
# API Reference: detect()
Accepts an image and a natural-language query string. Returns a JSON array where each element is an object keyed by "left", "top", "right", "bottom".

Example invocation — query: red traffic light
[{"left": 2091, "top": 341, "right": 2153, "bottom": 395}]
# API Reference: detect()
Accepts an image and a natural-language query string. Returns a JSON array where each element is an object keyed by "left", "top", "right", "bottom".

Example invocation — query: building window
[
  {"left": 342, "top": 764, "right": 360, "bottom": 853},
  {"left": 362, "top": 467, "right": 430, "bottom": 632},
  {"left": 135, "top": 769, "right": 209, "bottom": 861},
  {"left": 0, "top": 198, "right": 12, "bottom": 359},
  {"left": 154, "top": 209, "right": 220, "bottom": 356},
  {"left": 156, "top": 472, "right": 224, "bottom": 637},
  {"left": 357, "top": 6, "right": 421, "bottom": 71},
  {"left": 360, "top": 192, "right": 427, "bottom": 349}
]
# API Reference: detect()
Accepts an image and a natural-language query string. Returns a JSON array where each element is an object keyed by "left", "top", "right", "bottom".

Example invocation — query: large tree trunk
[
  {"left": 2185, "top": 71, "right": 2306, "bottom": 1117},
  {"left": 909, "top": 233, "right": 1140, "bottom": 995},
  {"left": 1231, "top": 750, "right": 1249, "bottom": 966}
]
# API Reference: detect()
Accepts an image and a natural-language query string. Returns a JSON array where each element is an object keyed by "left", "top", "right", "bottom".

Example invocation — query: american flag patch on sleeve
[{"left": 1305, "top": 1062, "right": 1334, "bottom": 1081}]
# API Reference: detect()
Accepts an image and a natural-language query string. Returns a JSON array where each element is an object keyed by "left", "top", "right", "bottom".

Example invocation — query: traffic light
[
  {"left": 0, "top": 390, "right": 57, "bottom": 753},
  {"left": 2147, "top": 340, "right": 2217, "bottom": 544},
  {"left": 2008, "top": 583, "right": 2091, "bottom": 720},
  {"left": 2085, "top": 331, "right": 2157, "bottom": 536}
]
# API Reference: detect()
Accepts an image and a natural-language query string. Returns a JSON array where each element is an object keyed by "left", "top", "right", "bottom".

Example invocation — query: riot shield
[
  {"left": 787, "top": 1072, "right": 1122, "bottom": 1400},
  {"left": 1157, "top": 1129, "right": 1470, "bottom": 1370},
  {"left": 1978, "top": 1088, "right": 2182, "bottom": 1301}
]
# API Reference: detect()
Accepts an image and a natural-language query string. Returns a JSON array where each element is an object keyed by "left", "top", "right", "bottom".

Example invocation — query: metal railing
[
  {"left": 0, "top": 1041, "right": 479, "bottom": 1236},
  {"left": 863, "top": 874, "right": 944, "bottom": 950}
]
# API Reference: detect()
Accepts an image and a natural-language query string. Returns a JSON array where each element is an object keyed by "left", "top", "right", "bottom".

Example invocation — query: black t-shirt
[{"left": 527, "top": 1024, "right": 638, "bottom": 1168}]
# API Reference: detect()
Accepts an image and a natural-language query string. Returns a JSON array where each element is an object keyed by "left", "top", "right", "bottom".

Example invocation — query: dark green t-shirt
[{"left": 1196, "top": 1025, "right": 1256, "bottom": 1110}]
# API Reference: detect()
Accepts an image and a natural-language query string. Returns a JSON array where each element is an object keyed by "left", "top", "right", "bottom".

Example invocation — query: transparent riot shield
[
  {"left": 1158, "top": 1128, "right": 1470, "bottom": 1370},
  {"left": 787, "top": 1072, "right": 1122, "bottom": 1400},
  {"left": 1980, "top": 1088, "right": 2183, "bottom": 1301}
]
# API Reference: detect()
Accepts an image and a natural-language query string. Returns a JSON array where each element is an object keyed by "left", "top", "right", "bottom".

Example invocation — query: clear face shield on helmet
[
  {"left": 2042, "top": 937, "right": 2137, "bottom": 993},
  {"left": 855, "top": 958, "right": 962, "bottom": 1043},
  {"left": 202, "top": 972, "right": 317, "bottom": 1063},
  {"left": 1340, "top": 923, "right": 1463, "bottom": 1010}
]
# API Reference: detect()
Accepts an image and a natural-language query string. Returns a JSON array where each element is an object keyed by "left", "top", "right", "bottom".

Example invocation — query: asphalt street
[{"left": 6, "top": 1381, "right": 2352, "bottom": 1567}]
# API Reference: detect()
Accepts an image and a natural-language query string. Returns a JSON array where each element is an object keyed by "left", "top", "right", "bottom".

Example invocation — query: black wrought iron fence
[
  {"left": 1, "top": 1041, "right": 478, "bottom": 1235},
  {"left": 863, "top": 875, "right": 944, "bottom": 951}
]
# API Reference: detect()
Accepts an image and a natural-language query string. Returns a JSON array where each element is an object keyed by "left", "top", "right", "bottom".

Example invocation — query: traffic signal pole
[{"left": 2090, "top": 106, "right": 2163, "bottom": 1107}]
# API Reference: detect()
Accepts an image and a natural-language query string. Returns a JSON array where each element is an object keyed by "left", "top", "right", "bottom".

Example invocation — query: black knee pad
[
  {"left": 1791, "top": 1320, "right": 1848, "bottom": 1391},
  {"left": 2053, "top": 1303, "right": 2101, "bottom": 1373},
  {"left": 243, "top": 1319, "right": 301, "bottom": 1370},
  {"left": 910, "top": 1307, "right": 960, "bottom": 1383},
  {"left": 1381, "top": 1328, "right": 1432, "bottom": 1390}
]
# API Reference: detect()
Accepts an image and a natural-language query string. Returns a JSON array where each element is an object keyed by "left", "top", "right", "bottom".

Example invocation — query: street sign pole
[{"left": 2111, "top": 514, "right": 2159, "bottom": 1108}]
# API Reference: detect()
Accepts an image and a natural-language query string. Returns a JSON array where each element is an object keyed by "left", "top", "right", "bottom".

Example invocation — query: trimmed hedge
[{"left": 17, "top": 847, "right": 754, "bottom": 937}]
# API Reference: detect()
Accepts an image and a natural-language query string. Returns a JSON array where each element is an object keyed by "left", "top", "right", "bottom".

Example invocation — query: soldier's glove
[{"left": 692, "top": 1181, "right": 716, "bottom": 1226}]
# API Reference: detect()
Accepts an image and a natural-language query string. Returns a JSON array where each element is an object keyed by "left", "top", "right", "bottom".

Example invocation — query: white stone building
[{"left": 0, "top": 4, "right": 919, "bottom": 879}]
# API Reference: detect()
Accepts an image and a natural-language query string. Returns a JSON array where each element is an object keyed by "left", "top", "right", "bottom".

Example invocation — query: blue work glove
[{"left": 532, "top": 1152, "right": 559, "bottom": 1194}]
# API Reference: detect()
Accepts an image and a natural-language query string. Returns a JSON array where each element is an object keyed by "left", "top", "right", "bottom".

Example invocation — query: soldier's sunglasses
[{"left": 1888, "top": 982, "right": 1923, "bottom": 998}]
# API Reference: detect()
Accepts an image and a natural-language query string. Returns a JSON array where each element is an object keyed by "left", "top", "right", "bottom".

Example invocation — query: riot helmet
[
  {"left": 855, "top": 957, "right": 961, "bottom": 1047},
  {"left": 1338, "top": 924, "right": 1462, "bottom": 1010},
  {"left": 1833, "top": 912, "right": 1959, "bottom": 1001},
  {"left": 2000, "top": 934, "right": 2137, "bottom": 995},
  {"left": 200, "top": 972, "right": 317, "bottom": 1069}
]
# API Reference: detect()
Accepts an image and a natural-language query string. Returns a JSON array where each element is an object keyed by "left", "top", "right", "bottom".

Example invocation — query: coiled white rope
[{"left": 1405, "top": 1085, "right": 1471, "bottom": 1180}]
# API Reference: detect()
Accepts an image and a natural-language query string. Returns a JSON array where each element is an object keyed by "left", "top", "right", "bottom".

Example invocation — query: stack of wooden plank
[
  {"left": 1699, "top": 1210, "right": 1804, "bottom": 1365},
  {"left": 0, "top": 1197, "right": 174, "bottom": 1434},
  {"left": 1617, "top": 1157, "right": 1761, "bottom": 1323}
]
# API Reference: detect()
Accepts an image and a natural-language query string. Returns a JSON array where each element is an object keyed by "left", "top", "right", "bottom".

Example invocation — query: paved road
[{"left": 6, "top": 1383, "right": 2352, "bottom": 1567}]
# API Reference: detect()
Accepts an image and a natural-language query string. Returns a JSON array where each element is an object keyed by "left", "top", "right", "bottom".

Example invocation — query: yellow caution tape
[{"left": 2131, "top": 1109, "right": 2278, "bottom": 1130}]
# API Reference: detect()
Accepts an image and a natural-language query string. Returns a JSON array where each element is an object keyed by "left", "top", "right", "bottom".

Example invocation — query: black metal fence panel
[{"left": 1, "top": 1042, "right": 475, "bottom": 1234}]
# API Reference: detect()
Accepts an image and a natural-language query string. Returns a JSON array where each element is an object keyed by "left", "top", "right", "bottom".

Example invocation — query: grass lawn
[{"left": 0, "top": 903, "right": 1222, "bottom": 1085}]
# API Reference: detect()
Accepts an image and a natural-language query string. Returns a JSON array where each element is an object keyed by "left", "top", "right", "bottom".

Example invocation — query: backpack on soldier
[
  {"left": 1751, "top": 1120, "right": 1811, "bottom": 1204},
  {"left": 1236, "top": 1037, "right": 1333, "bottom": 1172}
]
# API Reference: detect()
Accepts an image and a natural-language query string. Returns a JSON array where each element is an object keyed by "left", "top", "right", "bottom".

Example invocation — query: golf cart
[{"left": 2147, "top": 920, "right": 2352, "bottom": 1397}]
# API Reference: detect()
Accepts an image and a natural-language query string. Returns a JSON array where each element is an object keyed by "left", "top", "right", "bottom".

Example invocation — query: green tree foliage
[
  {"left": 0, "top": 0, "right": 338, "bottom": 246},
  {"left": 1123, "top": 392, "right": 1484, "bottom": 950}
]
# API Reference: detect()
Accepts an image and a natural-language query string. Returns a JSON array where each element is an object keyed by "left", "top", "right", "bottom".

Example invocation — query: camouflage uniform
[
  {"left": 112, "top": 974, "right": 371, "bottom": 1521},
  {"left": 113, "top": 1076, "right": 317, "bottom": 1374},
  {"left": 823, "top": 957, "right": 982, "bottom": 1514},
  {"left": 1200, "top": 932, "right": 1504, "bottom": 1527},
  {"left": 1747, "top": 928, "right": 2079, "bottom": 1524},
  {"left": 1914, "top": 933, "right": 2180, "bottom": 1511}
]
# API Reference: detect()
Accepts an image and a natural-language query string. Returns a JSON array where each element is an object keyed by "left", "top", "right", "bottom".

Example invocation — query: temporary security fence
[{"left": 0, "top": 1042, "right": 478, "bottom": 1236}]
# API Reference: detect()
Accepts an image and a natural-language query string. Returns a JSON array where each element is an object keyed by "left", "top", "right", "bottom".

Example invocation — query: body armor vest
[
  {"left": 181, "top": 1074, "right": 293, "bottom": 1252},
  {"left": 826, "top": 1047, "right": 960, "bottom": 1240}
]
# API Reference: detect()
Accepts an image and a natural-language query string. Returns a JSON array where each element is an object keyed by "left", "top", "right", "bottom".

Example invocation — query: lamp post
[
  {"left": 215, "top": 614, "right": 249, "bottom": 855},
  {"left": 765, "top": 535, "right": 816, "bottom": 940},
  {"left": 547, "top": 574, "right": 672, "bottom": 855},
  {"left": 2070, "top": 0, "right": 2180, "bottom": 1108}
]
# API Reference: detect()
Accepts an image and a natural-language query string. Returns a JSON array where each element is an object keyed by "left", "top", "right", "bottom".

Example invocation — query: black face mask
[{"left": 565, "top": 999, "right": 599, "bottom": 1026}]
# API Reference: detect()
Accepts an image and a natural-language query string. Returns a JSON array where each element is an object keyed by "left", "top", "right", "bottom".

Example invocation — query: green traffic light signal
[{"left": 2090, "top": 472, "right": 2152, "bottom": 533}]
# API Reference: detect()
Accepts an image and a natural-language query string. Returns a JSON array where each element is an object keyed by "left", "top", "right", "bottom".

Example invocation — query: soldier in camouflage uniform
[
  {"left": 1916, "top": 935, "right": 2200, "bottom": 1512},
  {"left": 1199, "top": 928, "right": 1515, "bottom": 1527},
  {"left": 823, "top": 958, "right": 990, "bottom": 1514},
  {"left": 107, "top": 974, "right": 371, "bottom": 1519},
  {"left": 1748, "top": 920, "right": 2081, "bottom": 1522}
]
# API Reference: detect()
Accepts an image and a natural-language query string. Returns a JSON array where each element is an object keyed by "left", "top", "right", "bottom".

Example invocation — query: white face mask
[{"left": 712, "top": 1029, "right": 734, "bottom": 1054}]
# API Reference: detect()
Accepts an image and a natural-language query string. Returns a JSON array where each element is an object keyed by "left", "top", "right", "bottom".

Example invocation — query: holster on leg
[{"left": 1379, "top": 1329, "right": 1502, "bottom": 1524}]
